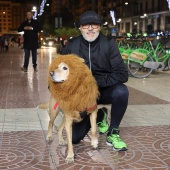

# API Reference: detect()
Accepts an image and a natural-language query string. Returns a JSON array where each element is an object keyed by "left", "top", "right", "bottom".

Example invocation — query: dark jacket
[
  {"left": 62, "top": 33, "right": 128, "bottom": 88},
  {"left": 18, "top": 19, "right": 42, "bottom": 49}
]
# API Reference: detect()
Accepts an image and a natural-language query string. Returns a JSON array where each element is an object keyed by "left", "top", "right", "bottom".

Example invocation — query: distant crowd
[{"left": 0, "top": 35, "right": 23, "bottom": 51}]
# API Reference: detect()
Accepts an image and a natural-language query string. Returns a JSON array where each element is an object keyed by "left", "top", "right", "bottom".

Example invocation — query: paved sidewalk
[{"left": 0, "top": 47, "right": 170, "bottom": 169}]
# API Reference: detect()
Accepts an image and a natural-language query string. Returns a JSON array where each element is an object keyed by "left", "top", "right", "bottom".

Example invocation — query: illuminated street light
[
  {"left": 103, "top": 21, "right": 108, "bottom": 26},
  {"left": 117, "top": 18, "right": 121, "bottom": 22},
  {"left": 140, "top": 13, "right": 148, "bottom": 18},
  {"left": 125, "top": 2, "right": 128, "bottom": 5},
  {"left": 32, "top": 6, "right": 37, "bottom": 12}
]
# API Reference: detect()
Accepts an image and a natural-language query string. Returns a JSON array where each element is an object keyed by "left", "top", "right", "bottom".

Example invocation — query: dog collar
[
  {"left": 53, "top": 102, "right": 59, "bottom": 110},
  {"left": 79, "top": 103, "right": 97, "bottom": 119},
  {"left": 85, "top": 103, "right": 97, "bottom": 111}
]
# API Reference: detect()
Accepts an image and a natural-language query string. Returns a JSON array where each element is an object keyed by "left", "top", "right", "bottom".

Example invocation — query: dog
[{"left": 39, "top": 54, "right": 99, "bottom": 163}]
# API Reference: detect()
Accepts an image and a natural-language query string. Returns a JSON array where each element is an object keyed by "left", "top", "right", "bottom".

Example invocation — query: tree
[{"left": 54, "top": 27, "right": 80, "bottom": 38}]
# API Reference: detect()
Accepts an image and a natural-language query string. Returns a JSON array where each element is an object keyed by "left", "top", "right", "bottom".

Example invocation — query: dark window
[
  {"left": 157, "top": 17, "right": 161, "bottom": 30},
  {"left": 146, "top": 2, "right": 148, "bottom": 13},
  {"left": 152, "top": 0, "right": 154, "bottom": 12},
  {"left": 158, "top": 0, "right": 161, "bottom": 11},
  {"left": 166, "top": 16, "right": 170, "bottom": 24}
]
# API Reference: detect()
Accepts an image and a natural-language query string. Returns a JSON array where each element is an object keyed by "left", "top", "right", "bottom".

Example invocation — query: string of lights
[
  {"left": 39, "top": 0, "right": 47, "bottom": 16},
  {"left": 110, "top": 10, "right": 116, "bottom": 25},
  {"left": 32, "top": 0, "right": 47, "bottom": 19}
]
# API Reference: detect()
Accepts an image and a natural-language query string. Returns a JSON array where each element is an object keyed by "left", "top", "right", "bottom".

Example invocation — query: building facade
[
  {"left": 111, "top": 0, "right": 170, "bottom": 34},
  {"left": 0, "top": 0, "right": 36, "bottom": 35},
  {"left": 2, "top": 0, "right": 169, "bottom": 35},
  {"left": 51, "top": 0, "right": 96, "bottom": 28}
]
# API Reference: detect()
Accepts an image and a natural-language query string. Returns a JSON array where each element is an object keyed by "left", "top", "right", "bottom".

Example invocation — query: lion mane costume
[{"left": 48, "top": 54, "right": 99, "bottom": 113}]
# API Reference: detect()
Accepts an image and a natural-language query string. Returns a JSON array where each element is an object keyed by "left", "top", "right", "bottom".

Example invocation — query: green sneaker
[
  {"left": 97, "top": 107, "right": 109, "bottom": 134},
  {"left": 106, "top": 129, "right": 127, "bottom": 151}
]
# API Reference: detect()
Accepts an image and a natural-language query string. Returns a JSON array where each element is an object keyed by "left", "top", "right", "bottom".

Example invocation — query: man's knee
[{"left": 111, "top": 84, "right": 129, "bottom": 100}]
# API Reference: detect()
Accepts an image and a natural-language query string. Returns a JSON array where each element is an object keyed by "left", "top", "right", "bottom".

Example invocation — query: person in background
[
  {"left": 18, "top": 11, "right": 42, "bottom": 72},
  {"left": 62, "top": 10, "right": 129, "bottom": 151},
  {"left": 58, "top": 39, "right": 68, "bottom": 54},
  {"left": 0, "top": 36, "right": 4, "bottom": 51},
  {"left": 4, "top": 37, "right": 9, "bottom": 51}
]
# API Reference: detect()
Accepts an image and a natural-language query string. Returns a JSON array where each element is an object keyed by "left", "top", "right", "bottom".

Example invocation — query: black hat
[{"left": 79, "top": 11, "right": 101, "bottom": 25}]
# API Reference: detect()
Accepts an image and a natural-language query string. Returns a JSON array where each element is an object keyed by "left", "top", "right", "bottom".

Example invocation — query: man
[
  {"left": 62, "top": 11, "right": 129, "bottom": 151},
  {"left": 18, "top": 11, "right": 42, "bottom": 72}
]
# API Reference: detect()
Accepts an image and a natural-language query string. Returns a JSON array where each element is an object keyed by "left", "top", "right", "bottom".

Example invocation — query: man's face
[
  {"left": 80, "top": 24, "right": 101, "bottom": 42},
  {"left": 26, "top": 12, "right": 33, "bottom": 20}
]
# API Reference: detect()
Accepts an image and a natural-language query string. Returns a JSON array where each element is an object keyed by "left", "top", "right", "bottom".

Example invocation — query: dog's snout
[{"left": 50, "top": 71, "right": 54, "bottom": 76}]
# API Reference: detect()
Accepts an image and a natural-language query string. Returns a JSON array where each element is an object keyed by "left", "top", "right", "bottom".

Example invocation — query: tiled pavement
[{"left": 0, "top": 47, "right": 170, "bottom": 170}]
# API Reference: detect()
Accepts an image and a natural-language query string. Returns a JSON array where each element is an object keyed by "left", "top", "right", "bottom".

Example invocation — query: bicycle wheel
[
  {"left": 168, "top": 58, "right": 170, "bottom": 69},
  {"left": 128, "top": 52, "right": 154, "bottom": 78}
]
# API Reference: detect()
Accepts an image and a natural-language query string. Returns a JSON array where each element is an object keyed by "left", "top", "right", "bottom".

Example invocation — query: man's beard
[{"left": 81, "top": 31, "right": 100, "bottom": 42}]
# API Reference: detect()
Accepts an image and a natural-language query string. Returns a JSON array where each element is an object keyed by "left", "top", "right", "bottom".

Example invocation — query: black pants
[
  {"left": 24, "top": 49, "right": 37, "bottom": 69},
  {"left": 72, "top": 83, "right": 129, "bottom": 144}
]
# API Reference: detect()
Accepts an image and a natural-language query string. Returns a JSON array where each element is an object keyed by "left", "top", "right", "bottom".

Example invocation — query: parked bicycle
[
  {"left": 127, "top": 36, "right": 170, "bottom": 78},
  {"left": 117, "top": 35, "right": 170, "bottom": 78}
]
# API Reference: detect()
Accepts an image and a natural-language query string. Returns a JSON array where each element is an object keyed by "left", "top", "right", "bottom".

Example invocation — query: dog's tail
[{"left": 37, "top": 102, "right": 49, "bottom": 109}]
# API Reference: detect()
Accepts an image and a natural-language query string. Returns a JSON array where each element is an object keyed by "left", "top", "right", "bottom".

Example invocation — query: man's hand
[{"left": 24, "top": 26, "right": 33, "bottom": 30}]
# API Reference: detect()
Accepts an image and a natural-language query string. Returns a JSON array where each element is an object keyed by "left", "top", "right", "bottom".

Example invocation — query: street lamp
[
  {"left": 32, "top": 6, "right": 37, "bottom": 12},
  {"left": 117, "top": 18, "right": 121, "bottom": 23}
]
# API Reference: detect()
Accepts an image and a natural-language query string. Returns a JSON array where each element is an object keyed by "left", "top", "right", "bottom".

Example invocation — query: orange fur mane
[{"left": 48, "top": 54, "right": 99, "bottom": 112}]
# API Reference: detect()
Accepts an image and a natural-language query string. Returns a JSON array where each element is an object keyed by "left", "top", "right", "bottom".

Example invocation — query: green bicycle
[{"left": 127, "top": 36, "right": 170, "bottom": 78}]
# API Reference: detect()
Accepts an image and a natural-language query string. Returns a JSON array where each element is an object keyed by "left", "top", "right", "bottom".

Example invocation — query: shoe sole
[
  {"left": 113, "top": 147, "right": 127, "bottom": 152},
  {"left": 106, "top": 142, "right": 127, "bottom": 151}
]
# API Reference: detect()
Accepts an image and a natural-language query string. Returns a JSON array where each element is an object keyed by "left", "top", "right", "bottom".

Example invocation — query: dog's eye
[{"left": 63, "top": 67, "right": 67, "bottom": 70}]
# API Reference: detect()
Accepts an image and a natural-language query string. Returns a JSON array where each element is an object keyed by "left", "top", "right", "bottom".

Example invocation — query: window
[
  {"left": 152, "top": 0, "right": 154, "bottom": 12},
  {"left": 146, "top": 2, "right": 148, "bottom": 13},
  {"left": 165, "top": 16, "right": 170, "bottom": 24}
]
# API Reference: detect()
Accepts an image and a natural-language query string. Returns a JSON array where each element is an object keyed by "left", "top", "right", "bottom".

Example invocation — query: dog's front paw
[
  {"left": 46, "top": 135, "right": 52, "bottom": 142},
  {"left": 91, "top": 138, "right": 98, "bottom": 149},
  {"left": 59, "top": 139, "right": 67, "bottom": 145},
  {"left": 65, "top": 156, "right": 74, "bottom": 163}
]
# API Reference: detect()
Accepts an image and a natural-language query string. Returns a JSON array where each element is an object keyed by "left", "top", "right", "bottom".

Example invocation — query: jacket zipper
[{"left": 88, "top": 43, "right": 91, "bottom": 71}]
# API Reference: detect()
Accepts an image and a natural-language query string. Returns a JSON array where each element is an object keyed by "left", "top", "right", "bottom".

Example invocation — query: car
[{"left": 43, "top": 38, "right": 57, "bottom": 47}]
